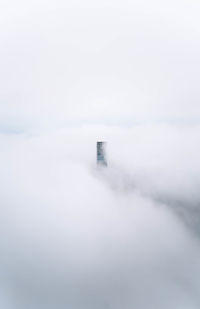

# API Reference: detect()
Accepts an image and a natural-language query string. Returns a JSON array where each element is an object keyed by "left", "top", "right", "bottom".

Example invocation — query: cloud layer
[
  {"left": 0, "top": 125, "right": 200, "bottom": 308},
  {"left": 1, "top": 0, "right": 200, "bottom": 307}
]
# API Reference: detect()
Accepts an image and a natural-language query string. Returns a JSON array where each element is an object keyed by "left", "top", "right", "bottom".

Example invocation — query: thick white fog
[
  {"left": 0, "top": 0, "right": 200, "bottom": 308},
  {"left": 0, "top": 125, "right": 200, "bottom": 309}
]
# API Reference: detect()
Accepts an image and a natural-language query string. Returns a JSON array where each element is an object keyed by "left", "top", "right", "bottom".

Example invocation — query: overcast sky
[
  {"left": 0, "top": 0, "right": 200, "bottom": 131},
  {"left": 1, "top": 2, "right": 200, "bottom": 308}
]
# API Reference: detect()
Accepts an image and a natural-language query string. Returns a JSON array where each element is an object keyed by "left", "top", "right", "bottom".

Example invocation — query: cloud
[
  {"left": 1, "top": 0, "right": 200, "bottom": 307},
  {"left": 0, "top": 124, "right": 200, "bottom": 308}
]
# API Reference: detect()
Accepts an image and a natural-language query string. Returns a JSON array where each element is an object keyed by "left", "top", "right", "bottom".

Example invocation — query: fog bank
[{"left": 0, "top": 125, "right": 200, "bottom": 308}]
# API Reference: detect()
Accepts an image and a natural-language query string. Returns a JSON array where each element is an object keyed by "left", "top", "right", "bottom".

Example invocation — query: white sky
[
  {"left": 1, "top": 3, "right": 200, "bottom": 307},
  {"left": 0, "top": 0, "right": 200, "bottom": 130}
]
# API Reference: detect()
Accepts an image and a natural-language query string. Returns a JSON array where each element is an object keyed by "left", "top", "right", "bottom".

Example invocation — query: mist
[
  {"left": 0, "top": 125, "right": 200, "bottom": 308},
  {"left": 1, "top": 0, "right": 200, "bottom": 308},
  {"left": 1, "top": 0, "right": 200, "bottom": 131}
]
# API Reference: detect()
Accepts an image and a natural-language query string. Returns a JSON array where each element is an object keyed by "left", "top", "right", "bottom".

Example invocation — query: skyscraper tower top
[{"left": 97, "top": 141, "right": 107, "bottom": 166}]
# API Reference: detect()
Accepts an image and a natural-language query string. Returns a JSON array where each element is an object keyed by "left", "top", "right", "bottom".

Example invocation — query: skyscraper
[{"left": 97, "top": 141, "right": 107, "bottom": 166}]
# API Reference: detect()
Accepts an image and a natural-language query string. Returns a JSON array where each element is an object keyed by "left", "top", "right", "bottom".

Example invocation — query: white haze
[
  {"left": 0, "top": 0, "right": 200, "bottom": 130},
  {"left": 0, "top": 0, "right": 200, "bottom": 308},
  {"left": 0, "top": 125, "right": 200, "bottom": 309}
]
